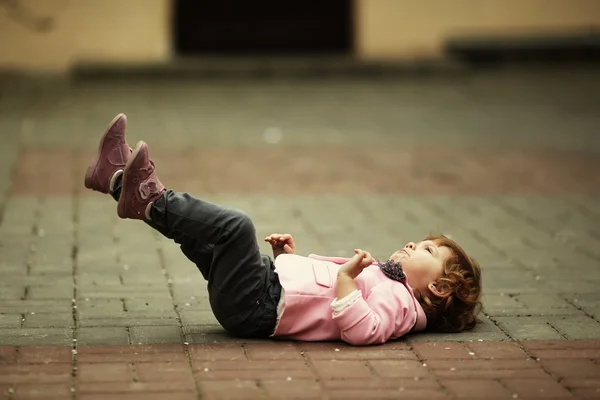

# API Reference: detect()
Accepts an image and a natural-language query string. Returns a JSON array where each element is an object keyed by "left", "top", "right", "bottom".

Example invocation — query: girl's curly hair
[{"left": 414, "top": 235, "right": 483, "bottom": 333}]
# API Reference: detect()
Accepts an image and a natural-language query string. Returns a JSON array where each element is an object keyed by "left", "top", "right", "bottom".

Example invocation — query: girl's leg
[
  {"left": 150, "top": 191, "right": 278, "bottom": 336},
  {"left": 115, "top": 141, "right": 279, "bottom": 337},
  {"left": 112, "top": 182, "right": 215, "bottom": 280}
]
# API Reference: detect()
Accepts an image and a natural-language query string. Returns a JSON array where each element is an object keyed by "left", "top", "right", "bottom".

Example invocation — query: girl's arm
[
  {"left": 332, "top": 284, "right": 414, "bottom": 345},
  {"left": 336, "top": 273, "right": 358, "bottom": 299},
  {"left": 335, "top": 249, "right": 372, "bottom": 299},
  {"left": 264, "top": 233, "right": 296, "bottom": 259}
]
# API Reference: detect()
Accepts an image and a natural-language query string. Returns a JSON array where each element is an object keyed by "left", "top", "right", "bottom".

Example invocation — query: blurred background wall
[{"left": 0, "top": 0, "right": 599, "bottom": 73}]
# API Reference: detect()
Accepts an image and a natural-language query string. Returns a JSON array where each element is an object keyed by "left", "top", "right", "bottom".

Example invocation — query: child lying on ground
[{"left": 84, "top": 114, "right": 482, "bottom": 346}]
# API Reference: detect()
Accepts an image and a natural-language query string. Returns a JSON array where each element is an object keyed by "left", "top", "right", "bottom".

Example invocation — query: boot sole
[
  {"left": 117, "top": 140, "right": 145, "bottom": 219},
  {"left": 84, "top": 113, "right": 126, "bottom": 192}
]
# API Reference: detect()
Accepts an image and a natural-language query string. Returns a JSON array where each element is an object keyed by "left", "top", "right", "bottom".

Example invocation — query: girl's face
[{"left": 389, "top": 240, "right": 450, "bottom": 295}]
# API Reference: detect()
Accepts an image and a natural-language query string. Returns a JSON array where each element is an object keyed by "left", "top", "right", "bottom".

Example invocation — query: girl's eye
[{"left": 426, "top": 247, "right": 433, "bottom": 253}]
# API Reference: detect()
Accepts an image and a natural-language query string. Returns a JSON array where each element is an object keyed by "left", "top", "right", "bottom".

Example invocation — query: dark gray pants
[{"left": 112, "top": 187, "right": 281, "bottom": 338}]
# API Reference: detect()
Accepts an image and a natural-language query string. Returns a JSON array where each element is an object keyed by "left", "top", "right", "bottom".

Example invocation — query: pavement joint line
[
  {"left": 484, "top": 313, "right": 515, "bottom": 342},
  {"left": 125, "top": 327, "right": 133, "bottom": 345},
  {"left": 296, "top": 342, "right": 326, "bottom": 394},
  {"left": 546, "top": 321, "right": 569, "bottom": 340},
  {"left": 130, "top": 362, "right": 139, "bottom": 383},
  {"left": 253, "top": 378, "right": 268, "bottom": 400},
  {"left": 562, "top": 296, "right": 599, "bottom": 322},
  {"left": 515, "top": 343, "right": 573, "bottom": 396},
  {"left": 240, "top": 343, "right": 250, "bottom": 360},
  {"left": 363, "top": 359, "right": 378, "bottom": 377}
]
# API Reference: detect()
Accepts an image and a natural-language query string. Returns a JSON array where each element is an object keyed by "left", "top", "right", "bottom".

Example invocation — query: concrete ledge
[
  {"left": 446, "top": 31, "right": 600, "bottom": 63},
  {"left": 68, "top": 56, "right": 469, "bottom": 81}
]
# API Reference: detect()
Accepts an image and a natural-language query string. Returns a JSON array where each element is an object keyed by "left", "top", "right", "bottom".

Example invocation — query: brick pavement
[{"left": 1, "top": 66, "right": 600, "bottom": 398}]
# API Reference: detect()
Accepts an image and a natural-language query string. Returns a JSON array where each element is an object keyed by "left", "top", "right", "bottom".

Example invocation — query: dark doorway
[{"left": 173, "top": 1, "right": 354, "bottom": 55}]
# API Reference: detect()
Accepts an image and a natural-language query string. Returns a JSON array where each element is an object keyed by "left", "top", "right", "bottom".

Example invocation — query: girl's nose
[{"left": 404, "top": 242, "right": 415, "bottom": 250}]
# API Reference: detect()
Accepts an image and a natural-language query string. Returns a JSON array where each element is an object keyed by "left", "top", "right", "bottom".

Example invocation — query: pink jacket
[{"left": 272, "top": 253, "right": 427, "bottom": 345}]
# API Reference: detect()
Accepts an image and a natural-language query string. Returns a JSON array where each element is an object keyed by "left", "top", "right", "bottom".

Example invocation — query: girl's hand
[
  {"left": 264, "top": 233, "right": 296, "bottom": 258},
  {"left": 338, "top": 249, "right": 373, "bottom": 279}
]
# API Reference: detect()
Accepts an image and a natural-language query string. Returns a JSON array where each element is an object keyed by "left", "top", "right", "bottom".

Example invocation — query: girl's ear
[{"left": 427, "top": 282, "right": 449, "bottom": 299}]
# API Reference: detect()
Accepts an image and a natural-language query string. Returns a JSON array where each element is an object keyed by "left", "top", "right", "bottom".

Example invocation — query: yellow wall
[
  {"left": 356, "top": 0, "right": 600, "bottom": 60},
  {"left": 0, "top": 0, "right": 171, "bottom": 72},
  {"left": 1, "top": 0, "right": 599, "bottom": 72}
]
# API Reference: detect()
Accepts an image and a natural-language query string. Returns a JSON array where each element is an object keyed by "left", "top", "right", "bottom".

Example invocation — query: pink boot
[
  {"left": 84, "top": 113, "right": 131, "bottom": 194},
  {"left": 117, "top": 140, "right": 166, "bottom": 220}
]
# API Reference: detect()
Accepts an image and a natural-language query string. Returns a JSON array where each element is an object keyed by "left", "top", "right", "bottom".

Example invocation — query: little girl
[{"left": 85, "top": 114, "right": 482, "bottom": 345}]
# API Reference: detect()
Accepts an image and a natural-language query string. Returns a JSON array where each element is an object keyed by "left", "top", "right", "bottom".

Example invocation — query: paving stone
[
  {"left": 135, "top": 361, "right": 195, "bottom": 382},
  {"left": 0, "top": 328, "right": 72, "bottom": 345},
  {"left": 77, "top": 286, "right": 172, "bottom": 299},
  {"left": 493, "top": 317, "right": 565, "bottom": 341},
  {"left": 440, "top": 378, "right": 513, "bottom": 398},
  {"left": 129, "top": 326, "right": 183, "bottom": 345},
  {"left": 520, "top": 340, "right": 600, "bottom": 359},
  {"left": 77, "top": 381, "right": 196, "bottom": 395},
  {"left": 407, "top": 317, "right": 510, "bottom": 342},
  {"left": 500, "top": 377, "right": 575, "bottom": 399},
  {"left": 78, "top": 362, "right": 135, "bottom": 382},
  {"left": 78, "top": 315, "right": 179, "bottom": 328},
  {"left": 173, "top": 293, "right": 211, "bottom": 311},
  {"left": 540, "top": 358, "right": 600, "bottom": 379},
  {"left": 125, "top": 298, "right": 176, "bottom": 312},
  {"left": 300, "top": 342, "right": 416, "bottom": 361},
  {"left": 261, "top": 379, "right": 322, "bottom": 399},
  {"left": 480, "top": 268, "right": 546, "bottom": 295},
  {"left": 77, "top": 274, "right": 122, "bottom": 287},
  {"left": 76, "top": 299, "right": 124, "bottom": 315},
  {"left": 183, "top": 325, "right": 264, "bottom": 345},
  {"left": 200, "top": 380, "right": 263, "bottom": 400},
  {"left": 188, "top": 343, "right": 245, "bottom": 362},
  {"left": 0, "top": 300, "right": 72, "bottom": 314},
  {"left": 0, "top": 286, "right": 25, "bottom": 300},
  {"left": 0, "top": 346, "right": 18, "bottom": 364},
  {"left": 0, "top": 264, "right": 27, "bottom": 277},
  {"left": 242, "top": 342, "right": 303, "bottom": 361},
  {"left": 0, "top": 315, "right": 22, "bottom": 329},
  {"left": 368, "top": 359, "right": 431, "bottom": 379},
  {"left": 195, "top": 359, "right": 314, "bottom": 381},
  {"left": 76, "top": 344, "right": 187, "bottom": 363},
  {"left": 313, "top": 359, "right": 373, "bottom": 379},
  {"left": 512, "top": 293, "right": 583, "bottom": 315},
  {"left": 26, "top": 285, "right": 74, "bottom": 300},
  {"left": 546, "top": 316, "right": 600, "bottom": 340},
  {"left": 18, "top": 345, "right": 73, "bottom": 364},
  {"left": 0, "top": 364, "right": 72, "bottom": 384},
  {"left": 22, "top": 313, "right": 74, "bottom": 328},
  {"left": 10, "top": 276, "right": 73, "bottom": 288},
  {"left": 410, "top": 342, "right": 476, "bottom": 360},
  {"left": 179, "top": 311, "right": 220, "bottom": 326},
  {"left": 77, "top": 327, "right": 129, "bottom": 345},
  {"left": 465, "top": 341, "right": 530, "bottom": 359},
  {"left": 563, "top": 293, "right": 600, "bottom": 320}
]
